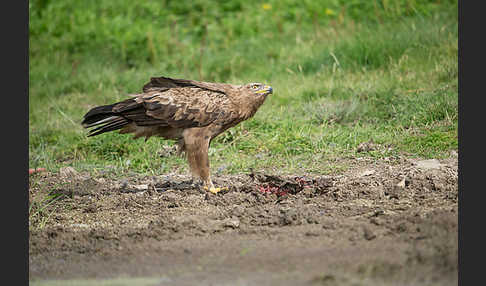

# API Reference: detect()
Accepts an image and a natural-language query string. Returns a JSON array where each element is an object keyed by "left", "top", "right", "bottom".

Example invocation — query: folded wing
[{"left": 82, "top": 85, "right": 233, "bottom": 137}]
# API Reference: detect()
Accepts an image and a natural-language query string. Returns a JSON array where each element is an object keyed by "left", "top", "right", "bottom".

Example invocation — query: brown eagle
[{"left": 82, "top": 76, "right": 273, "bottom": 193}]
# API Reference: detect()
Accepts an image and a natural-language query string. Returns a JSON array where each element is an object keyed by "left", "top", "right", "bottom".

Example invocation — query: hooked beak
[{"left": 256, "top": 85, "right": 273, "bottom": 95}]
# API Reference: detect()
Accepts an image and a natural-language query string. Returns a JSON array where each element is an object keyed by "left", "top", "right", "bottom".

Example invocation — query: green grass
[
  {"left": 29, "top": 186, "right": 70, "bottom": 231},
  {"left": 29, "top": 0, "right": 458, "bottom": 176}
]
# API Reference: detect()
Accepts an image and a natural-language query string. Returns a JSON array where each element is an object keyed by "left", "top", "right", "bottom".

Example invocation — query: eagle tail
[{"left": 82, "top": 104, "right": 130, "bottom": 137}]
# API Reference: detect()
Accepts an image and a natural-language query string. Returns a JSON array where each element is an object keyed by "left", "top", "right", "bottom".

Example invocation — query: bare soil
[{"left": 29, "top": 155, "right": 458, "bottom": 286}]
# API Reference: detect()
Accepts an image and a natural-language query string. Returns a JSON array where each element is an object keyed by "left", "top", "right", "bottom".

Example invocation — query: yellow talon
[{"left": 203, "top": 186, "right": 228, "bottom": 194}]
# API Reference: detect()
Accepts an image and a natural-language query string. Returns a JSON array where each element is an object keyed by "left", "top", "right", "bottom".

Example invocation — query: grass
[
  {"left": 29, "top": 186, "right": 69, "bottom": 231},
  {"left": 29, "top": 0, "right": 458, "bottom": 177}
]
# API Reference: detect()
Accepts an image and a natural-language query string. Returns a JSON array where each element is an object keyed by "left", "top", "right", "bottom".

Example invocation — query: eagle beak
[{"left": 256, "top": 85, "right": 273, "bottom": 95}]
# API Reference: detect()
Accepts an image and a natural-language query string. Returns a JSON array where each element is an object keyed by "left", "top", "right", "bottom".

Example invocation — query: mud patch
[{"left": 29, "top": 157, "right": 458, "bottom": 285}]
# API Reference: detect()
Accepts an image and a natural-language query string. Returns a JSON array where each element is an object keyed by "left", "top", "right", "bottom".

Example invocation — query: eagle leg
[
  {"left": 176, "top": 138, "right": 185, "bottom": 157},
  {"left": 183, "top": 128, "right": 225, "bottom": 194}
]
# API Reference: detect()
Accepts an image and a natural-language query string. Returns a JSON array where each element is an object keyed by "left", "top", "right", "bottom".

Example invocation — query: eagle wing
[
  {"left": 142, "top": 75, "right": 234, "bottom": 95},
  {"left": 126, "top": 87, "right": 232, "bottom": 128},
  {"left": 82, "top": 79, "right": 235, "bottom": 137}
]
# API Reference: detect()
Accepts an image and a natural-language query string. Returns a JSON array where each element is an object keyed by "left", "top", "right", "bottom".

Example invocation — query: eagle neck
[{"left": 238, "top": 94, "right": 267, "bottom": 120}]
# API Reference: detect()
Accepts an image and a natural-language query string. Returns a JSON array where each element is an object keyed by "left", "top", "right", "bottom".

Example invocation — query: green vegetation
[{"left": 29, "top": 0, "right": 458, "bottom": 176}]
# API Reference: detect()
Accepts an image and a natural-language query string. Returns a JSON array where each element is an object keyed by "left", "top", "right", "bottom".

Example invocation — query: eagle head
[{"left": 246, "top": 83, "right": 273, "bottom": 97}]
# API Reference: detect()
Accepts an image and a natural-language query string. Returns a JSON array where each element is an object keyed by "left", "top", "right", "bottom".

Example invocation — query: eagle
[{"left": 82, "top": 76, "right": 273, "bottom": 193}]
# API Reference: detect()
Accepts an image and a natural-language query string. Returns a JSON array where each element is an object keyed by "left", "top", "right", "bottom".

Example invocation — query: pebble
[
  {"left": 414, "top": 159, "right": 442, "bottom": 170},
  {"left": 360, "top": 170, "right": 375, "bottom": 177}
]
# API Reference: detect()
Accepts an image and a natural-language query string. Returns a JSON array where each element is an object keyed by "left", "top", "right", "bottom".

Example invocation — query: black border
[
  {"left": 458, "top": 1, "right": 477, "bottom": 285},
  {"left": 3, "top": 0, "right": 29, "bottom": 284}
]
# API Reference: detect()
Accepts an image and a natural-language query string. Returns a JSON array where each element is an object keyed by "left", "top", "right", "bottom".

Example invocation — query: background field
[{"left": 29, "top": 0, "right": 458, "bottom": 176}]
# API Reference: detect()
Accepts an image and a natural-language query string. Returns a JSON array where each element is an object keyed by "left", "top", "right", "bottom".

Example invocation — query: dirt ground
[{"left": 29, "top": 155, "right": 458, "bottom": 286}]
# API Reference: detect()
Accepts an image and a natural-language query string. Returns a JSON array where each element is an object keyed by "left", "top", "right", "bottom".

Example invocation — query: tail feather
[
  {"left": 87, "top": 117, "right": 129, "bottom": 137},
  {"left": 82, "top": 103, "right": 130, "bottom": 137},
  {"left": 82, "top": 115, "right": 118, "bottom": 128},
  {"left": 81, "top": 104, "right": 117, "bottom": 126}
]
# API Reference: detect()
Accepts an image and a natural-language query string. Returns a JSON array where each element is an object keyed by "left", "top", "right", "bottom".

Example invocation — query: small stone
[
  {"left": 363, "top": 227, "right": 376, "bottom": 240},
  {"left": 360, "top": 170, "right": 375, "bottom": 177},
  {"left": 134, "top": 184, "right": 148, "bottom": 191},
  {"left": 370, "top": 217, "right": 383, "bottom": 225},
  {"left": 414, "top": 159, "right": 442, "bottom": 170},
  {"left": 70, "top": 223, "right": 90, "bottom": 229},
  {"left": 396, "top": 178, "right": 406, "bottom": 189},
  {"left": 305, "top": 231, "right": 320, "bottom": 237},
  {"left": 223, "top": 217, "right": 240, "bottom": 228},
  {"left": 119, "top": 179, "right": 129, "bottom": 189}
]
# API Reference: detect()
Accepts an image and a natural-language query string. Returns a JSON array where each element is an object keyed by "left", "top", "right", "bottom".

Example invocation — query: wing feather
[
  {"left": 142, "top": 76, "right": 235, "bottom": 95},
  {"left": 104, "top": 87, "right": 233, "bottom": 129},
  {"left": 143, "top": 87, "right": 231, "bottom": 128},
  {"left": 83, "top": 76, "right": 239, "bottom": 137}
]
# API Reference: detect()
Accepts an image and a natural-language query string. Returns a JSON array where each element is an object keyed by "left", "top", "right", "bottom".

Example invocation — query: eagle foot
[{"left": 203, "top": 186, "right": 229, "bottom": 194}]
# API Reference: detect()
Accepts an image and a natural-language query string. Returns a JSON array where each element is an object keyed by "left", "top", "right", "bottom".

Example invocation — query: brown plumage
[{"left": 82, "top": 76, "right": 273, "bottom": 193}]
